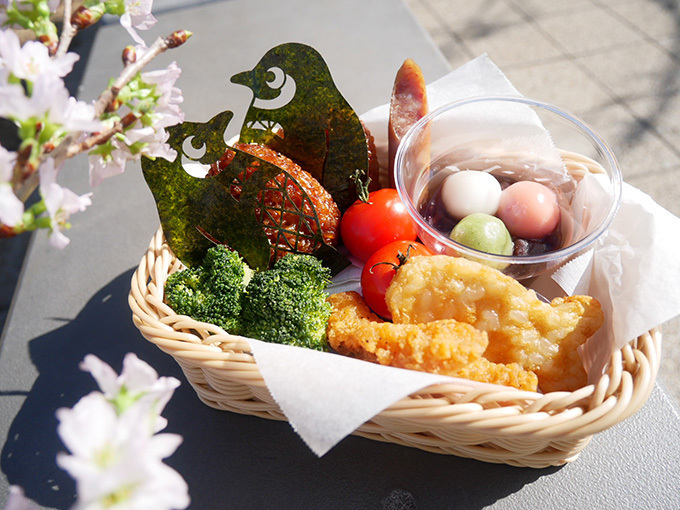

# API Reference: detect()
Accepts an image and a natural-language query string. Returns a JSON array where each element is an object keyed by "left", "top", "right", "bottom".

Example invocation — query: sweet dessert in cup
[{"left": 394, "top": 96, "right": 622, "bottom": 280}]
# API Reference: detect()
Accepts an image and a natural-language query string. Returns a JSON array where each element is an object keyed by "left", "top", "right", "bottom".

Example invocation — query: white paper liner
[
  {"left": 245, "top": 338, "right": 452, "bottom": 456},
  {"left": 235, "top": 54, "right": 680, "bottom": 456},
  {"left": 539, "top": 182, "right": 680, "bottom": 378}
]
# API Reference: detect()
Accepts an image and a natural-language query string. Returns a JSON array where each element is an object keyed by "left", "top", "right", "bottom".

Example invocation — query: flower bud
[
  {"left": 105, "top": 99, "right": 121, "bottom": 113},
  {"left": 38, "top": 34, "right": 58, "bottom": 55},
  {"left": 122, "top": 45, "right": 137, "bottom": 66},
  {"left": 121, "top": 112, "right": 139, "bottom": 128},
  {"left": 71, "top": 5, "right": 104, "bottom": 30},
  {"left": 166, "top": 30, "right": 192, "bottom": 49},
  {"left": 0, "top": 224, "right": 18, "bottom": 239}
]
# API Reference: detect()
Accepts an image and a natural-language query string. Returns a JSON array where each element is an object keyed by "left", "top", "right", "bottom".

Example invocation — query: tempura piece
[
  {"left": 453, "top": 358, "right": 538, "bottom": 392},
  {"left": 385, "top": 256, "right": 604, "bottom": 392},
  {"left": 327, "top": 292, "right": 539, "bottom": 391},
  {"left": 327, "top": 291, "right": 487, "bottom": 374}
]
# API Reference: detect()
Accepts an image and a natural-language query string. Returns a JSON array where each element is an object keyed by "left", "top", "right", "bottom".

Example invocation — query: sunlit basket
[{"left": 129, "top": 226, "right": 660, "bottom": 468}]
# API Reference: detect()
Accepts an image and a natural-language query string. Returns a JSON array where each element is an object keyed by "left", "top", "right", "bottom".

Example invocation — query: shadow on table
[{"left": 1, "top": 269, "right": 560, "bottom": 509}]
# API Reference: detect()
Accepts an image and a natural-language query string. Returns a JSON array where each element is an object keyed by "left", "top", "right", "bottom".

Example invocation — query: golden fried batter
[
  {"left": 453, "top": 358, "right": 538, "bottom": 392},
  {"left": 327, "top": 292, "right": 538, "bottom": 391},
  {"left": 385, "top": 256, "right": 604, "bottom": 392},
  {"left": 327, "top": 292, "right": 487, "bottom": 374}
]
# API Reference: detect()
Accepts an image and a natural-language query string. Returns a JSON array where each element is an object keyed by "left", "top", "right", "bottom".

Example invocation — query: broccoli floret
[
  {"left": 164, "top": 245, "right": 253, "bottom": 332},
  {"left": 240, "top": 253, "right": 332, "bottom": 350}
]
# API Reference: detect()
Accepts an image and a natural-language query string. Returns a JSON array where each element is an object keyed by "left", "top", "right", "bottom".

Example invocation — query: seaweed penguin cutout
[
  {"left": 143, "top": 111, "right": 267, "bottom": 269},
  {"left": 142, "top": 112, "right": 349, "bottom": 273},
  {"left": 231, "top": 42, "right": 371, "bottom": 211},
  {"left": 142, "top": 43, "right": 362, "bottom": 272}
]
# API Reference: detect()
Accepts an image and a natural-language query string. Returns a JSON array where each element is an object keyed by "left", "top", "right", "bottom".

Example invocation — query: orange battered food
[
  {"left": 453, "top": 358, "right": 538, "bottom": 392},
  {"left": 385, "top": 256, "right": 604, "bottom": 392},
  {"left": 327, "top": 291, "right": 538, "bottom": 391},
  {"left": 210, "top": 143, "right": 341, "bottom": 263}
]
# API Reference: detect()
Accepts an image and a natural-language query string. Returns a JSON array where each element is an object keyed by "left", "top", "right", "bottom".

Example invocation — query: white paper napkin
[
  {"left": 541, "top": 182, "right": 680, "bottom": 378},
  {"left": 246, "top": 338, "right": 452, "bottom": 456}
]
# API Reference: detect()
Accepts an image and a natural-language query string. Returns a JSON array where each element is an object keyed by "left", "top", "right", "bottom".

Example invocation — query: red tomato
[
  {"left": 361, "top": 240, "right": 432, "bottom": 320},
  {"left": 340, "top": 188, "right": 417, "bottom": 262}
]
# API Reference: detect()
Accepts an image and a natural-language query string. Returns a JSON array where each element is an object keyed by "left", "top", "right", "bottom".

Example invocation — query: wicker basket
[{"left": 129, "top": 226, "right": 660, "bottom": 468}]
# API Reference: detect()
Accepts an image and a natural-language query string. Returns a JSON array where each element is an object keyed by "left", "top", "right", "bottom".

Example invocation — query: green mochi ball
[{"left": 450, "top": 213, "right": 514, "bottom": 256}]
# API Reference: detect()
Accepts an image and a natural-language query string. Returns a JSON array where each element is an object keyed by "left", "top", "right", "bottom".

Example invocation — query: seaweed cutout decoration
[
  {"left": 232, "top": 42, "right": 371, "bottom": 211},
  {"left": 142, "top": 43, "right": 367, "bottom": 273}
]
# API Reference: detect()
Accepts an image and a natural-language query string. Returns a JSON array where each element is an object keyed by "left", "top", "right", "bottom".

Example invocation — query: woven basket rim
[{"left": 130, "top": 226, "right": 660, "bottom": 441}]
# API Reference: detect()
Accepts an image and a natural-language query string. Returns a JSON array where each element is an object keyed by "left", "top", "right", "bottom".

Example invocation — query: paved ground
[
  {"left": 1, "top": 0, "right": 679, "bottom": 404},
  {"left": 404, "top": 0, "right": 680, "bottom": 404}
]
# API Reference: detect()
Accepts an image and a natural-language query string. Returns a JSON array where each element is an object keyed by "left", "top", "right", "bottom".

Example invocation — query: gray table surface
[{"left": 1, "top": 0, "right": 680, "bottom": 508}]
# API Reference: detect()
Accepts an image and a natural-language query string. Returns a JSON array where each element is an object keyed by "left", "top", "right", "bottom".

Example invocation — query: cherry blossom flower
[
  {"left": 80, "top": 353, "right": 180, "bottom": 432},
  {"left": 56, "top": 355, "right": 189, "bottom": 510},
  {"left": 0, "top": 145, "right": 23, "bottom": 227},
  {"left": 141, "top": 61, "right": 184, "bottom": 128},
  {"left": 0, "top": 28, "right": 79, "bottom": 82},
  {"left": 0, "top": 74, "right": 101, "bottom": 143},
  {"left": 87, "top": 138, "right": 130, "bottom": 188},
  {"left": 0, "top": 81, "right": 34, "bottom": 119},
  {"left": 120, "top": 0, "right": 157, "bottom": 45},
  {"left": 39, "top": 158, "right": 92, "bottom": 248},
  {"left": 30, "top": 74, "right": 102, "bottom": 133},
  {"left": 56, "top": 393, "right": 189, "bottom": 510},
  {"left": 3, "top": 486, "right": 39, "bottom": 510},
  {"left": 86, "top": 57, "right": 182, "bottom": 186},
  {"left": 128, "top": 123, "right": 177, "bottom": 160}
]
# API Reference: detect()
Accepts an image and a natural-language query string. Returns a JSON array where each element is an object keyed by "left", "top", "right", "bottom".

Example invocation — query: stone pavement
[{"left": 404, "top": 0, "right": 680, "bottom": 404}]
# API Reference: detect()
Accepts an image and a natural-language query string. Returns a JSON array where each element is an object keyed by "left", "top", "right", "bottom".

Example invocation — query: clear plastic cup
[{"left": 394, "top": 96, "right": 622, "bottom": 280}]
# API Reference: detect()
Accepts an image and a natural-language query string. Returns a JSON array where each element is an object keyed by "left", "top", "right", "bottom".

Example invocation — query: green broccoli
[
  {"left": 164, "top": 245, "right": 253, "bottom": 332},
  {"left": 239, "top": 253, "right": 333, "bottom": 351}
]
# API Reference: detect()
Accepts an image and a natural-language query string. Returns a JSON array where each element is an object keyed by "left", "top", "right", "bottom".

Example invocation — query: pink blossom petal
[
  {"left": 4, "top": 486, "right": 39, "bottom": 510},
  {"left": 80, "top": 354, "right": 120, "bottom": 397},
  {"left": 0, "top": 184, "right": 25, "bottom": 227}
]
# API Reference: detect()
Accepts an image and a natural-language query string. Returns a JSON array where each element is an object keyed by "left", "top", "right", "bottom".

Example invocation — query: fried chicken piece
[
  {"left": 453, "top": 358, "right": 538, "bottom": 392},
  {"left": 385, "top": 256, "right": 604, "bottom": 392},
  {"left": 327, "top": 291, "right": 487, "bottom": 375},
  {"left": 327, "top": 292, "right": 538, "bottom": 391}
]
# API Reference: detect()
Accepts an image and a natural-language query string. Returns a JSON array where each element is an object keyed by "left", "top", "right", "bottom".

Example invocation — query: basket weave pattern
[{"left": 129, "top": 227, "right": 660, "bottom": 468}]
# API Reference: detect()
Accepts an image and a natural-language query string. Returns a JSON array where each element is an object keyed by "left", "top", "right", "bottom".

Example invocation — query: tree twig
[
  {"left": 65, "top": 112, "right": 139, "bottom": 158},
  {"left": 55, "top": 0, "right": 76, "bottom": 58}
]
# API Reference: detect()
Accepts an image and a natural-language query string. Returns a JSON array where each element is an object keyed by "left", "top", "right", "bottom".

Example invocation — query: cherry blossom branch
[
  {"left": 51, "top": 29, "right": 190, "bottom": 161},
  {"left": 14, "top": 30, "right": 191, "bottom": 203},
  {"left": 92, "top": 30, "right": 190, "bottom": 118},
  {"left": 64, "top": 112, "right": 139, "bottom": 158}
]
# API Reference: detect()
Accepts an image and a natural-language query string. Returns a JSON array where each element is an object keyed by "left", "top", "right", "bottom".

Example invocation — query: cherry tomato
[
  {"left": 341, "top": 188, "right": 418, "bottom": 262},
  {"left": 361, "top": 240, "right": 432, "bottom": 320}
]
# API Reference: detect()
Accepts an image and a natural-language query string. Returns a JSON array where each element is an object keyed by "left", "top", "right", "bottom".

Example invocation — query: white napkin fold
[
  {"left": 540, "top": 182, "right": 680, "bottom": 377},
  {"left": 246, "top": 338, "right": 452, "bottom": 456}
]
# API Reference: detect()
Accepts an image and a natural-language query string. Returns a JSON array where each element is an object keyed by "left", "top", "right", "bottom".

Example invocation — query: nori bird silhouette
[
  {"left": 142, "top": 111, "right": 324, "bottom": 270},
  {"left": 231, "top": 42, "right": 371, "bottom": 210}
]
